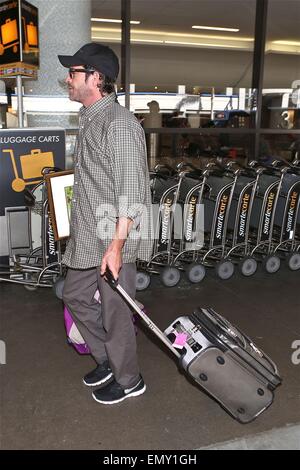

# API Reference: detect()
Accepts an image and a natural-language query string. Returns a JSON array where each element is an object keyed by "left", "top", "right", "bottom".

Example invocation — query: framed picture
[{"left": 45, "top": 170, "right": 74, "bottom": 241}]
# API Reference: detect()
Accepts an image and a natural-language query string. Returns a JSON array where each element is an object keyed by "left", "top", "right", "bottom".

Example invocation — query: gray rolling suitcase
[{"left": 106, "top": 273, "right": 282, "bottom": 424}]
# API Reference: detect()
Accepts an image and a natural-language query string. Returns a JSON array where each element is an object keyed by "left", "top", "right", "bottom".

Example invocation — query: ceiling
[{"left": 91, "top": 0, "right": 300, "bottom": 50}]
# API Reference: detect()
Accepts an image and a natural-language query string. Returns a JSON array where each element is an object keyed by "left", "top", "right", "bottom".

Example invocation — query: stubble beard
[
  {"left": 69, "top": 86, "right": 91, "bottom": 104},
  {"left": 68, "top": 87, "right": 78, "bottom": 102}
]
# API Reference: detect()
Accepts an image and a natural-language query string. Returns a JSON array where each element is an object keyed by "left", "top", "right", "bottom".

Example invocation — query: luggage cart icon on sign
[
  {"left": 0, "top": 18, "right": 19, "bottom": 55},
  {"left": 3, "top": 148, "right": 54, "bottom": 192}
]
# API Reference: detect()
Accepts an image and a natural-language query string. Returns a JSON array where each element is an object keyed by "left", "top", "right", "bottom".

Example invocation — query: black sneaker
[
  {"left": 83, "top": 361, "right": 113, "bottom": 387},
  {"left": 92, "top": 377, "right": 146, "bottom": 404}
]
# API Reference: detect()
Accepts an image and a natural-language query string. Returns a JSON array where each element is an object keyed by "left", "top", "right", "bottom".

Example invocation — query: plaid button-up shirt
[{"left": 63, "top": 93, "right": 153, "bottom": 269}]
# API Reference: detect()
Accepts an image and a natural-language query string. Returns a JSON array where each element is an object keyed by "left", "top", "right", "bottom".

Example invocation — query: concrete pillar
[{"left": 25, "top": 0, "right": 91, "bottom": 127}]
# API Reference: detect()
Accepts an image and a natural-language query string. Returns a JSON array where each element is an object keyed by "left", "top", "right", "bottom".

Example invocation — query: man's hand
[{"left": 100, "top": 241, "right": 122, "bottom": 280}]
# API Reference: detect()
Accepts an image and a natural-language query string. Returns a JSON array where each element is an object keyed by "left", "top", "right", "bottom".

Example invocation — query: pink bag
[
  {"left": 63, "top": 290, "right": 143, "bottom": 355},
  {"left": 64, "top": 306, "right": 91, "bottom": 354}
]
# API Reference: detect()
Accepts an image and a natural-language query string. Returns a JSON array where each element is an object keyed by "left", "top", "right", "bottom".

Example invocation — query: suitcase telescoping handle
[{"left": 105, "top": 270, "right": 181, "bottom": 358}]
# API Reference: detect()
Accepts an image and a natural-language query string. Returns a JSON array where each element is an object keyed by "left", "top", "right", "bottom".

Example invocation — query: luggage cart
[
  {"left": 218, "top": 163, "right": 265, "bottom": 277},
  {"left": 271, "top": 162, "right": 300, "bottom": 270},
  {"left": 244, "top": 163, "right": 288, "bottom": 274},
  {"left": 136, "top": 164, "right": 177, "bottom": 290},
  {"left": 174, "top": 163, "right": 239, "bottom": 281},
  {"left": 136, "top": 167, "right": 186, "bottom": 289},
  {"left": 0, "top": 169, "right": 64, "bottom": 290},
  {"left": 171, "top": 164, "right": 207, "bottom": 284}
]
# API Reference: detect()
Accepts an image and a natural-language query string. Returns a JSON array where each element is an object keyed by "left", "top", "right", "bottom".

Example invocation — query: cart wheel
[
  {"left": 186, "top": 263, "right": 206, "bottom": 283},
  {"left": 215, "top": 260, "right": 234, "bottom": 280},
  {"left": 136, "top": 271, "right": 151, "bottom": 291},
  {"left": 160, "top": 266, "right": 181, "bottom": 287},
  {"left": 239, "top": 257, "right": 257, "bottom": 277},
  {"left": 53, "top": 276, "right": 65, "bottom": 300},
  {"left": 286, "top": 252, "right": 300, "bottom": 271},
  {"left": 263, "top": 255, "right": 281, "bottom": 274}
]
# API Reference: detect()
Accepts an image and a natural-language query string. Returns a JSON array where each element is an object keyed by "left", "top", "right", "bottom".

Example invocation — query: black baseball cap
[{"left": 58, "top": 43, "right": 119, "bottom": 80}]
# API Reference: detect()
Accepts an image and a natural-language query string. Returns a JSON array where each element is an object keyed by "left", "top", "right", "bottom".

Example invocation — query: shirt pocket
[{"left": 83, "top": 129, "right": 110, "bottom": 164}]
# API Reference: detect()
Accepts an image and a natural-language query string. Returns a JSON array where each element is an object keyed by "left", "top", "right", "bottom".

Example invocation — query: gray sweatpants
[{"left": 62, "top": 263, "right": 140, "bottom": 389}]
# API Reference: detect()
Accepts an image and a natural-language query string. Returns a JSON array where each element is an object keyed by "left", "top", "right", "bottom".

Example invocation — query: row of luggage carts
[{"left": 136, "top": 155, "right": 300, "bottom": 290}]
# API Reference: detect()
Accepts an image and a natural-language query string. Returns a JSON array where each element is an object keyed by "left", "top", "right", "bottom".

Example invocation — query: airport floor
[{"left": 0, "top": 264, "right": 300, "bottom": 450}]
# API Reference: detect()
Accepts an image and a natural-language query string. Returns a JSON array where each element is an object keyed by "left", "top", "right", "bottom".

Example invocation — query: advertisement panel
[{"left": 0, "top": 0, "right": 39, "bottom": 77}]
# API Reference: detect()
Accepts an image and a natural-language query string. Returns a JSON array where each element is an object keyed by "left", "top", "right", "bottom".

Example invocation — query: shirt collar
[{"left": 79, "top": 93, "right": 117, "bottom": 120}]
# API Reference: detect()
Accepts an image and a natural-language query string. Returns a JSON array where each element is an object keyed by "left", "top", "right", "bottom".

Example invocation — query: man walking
[{"left": 59, "top": 43, "right": 152, "bottom": 404}]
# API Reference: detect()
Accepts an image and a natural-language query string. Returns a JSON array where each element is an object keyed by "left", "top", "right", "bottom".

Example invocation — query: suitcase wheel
[{"left": 199, "top": 373, "right": 208, "bottom": 381}]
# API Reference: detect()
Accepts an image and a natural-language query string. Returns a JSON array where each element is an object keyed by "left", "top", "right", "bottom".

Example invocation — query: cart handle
[
  {"left": 104, "top": 269, "right": 181, "bottom": 358},
  {"left": 41, "top": 166, "right": 62, "bottom": 176},
  {"left": 154, "top": 163, "right": 176, "bottom": 176},
  {"left": 105, "top": 268, "right": 118, "bottom": 287},
  {"left": 176, "top": 161, "right": 201, "bottom": 173}
]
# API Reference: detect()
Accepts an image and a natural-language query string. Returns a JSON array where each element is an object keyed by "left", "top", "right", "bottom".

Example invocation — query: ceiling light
[
  {"left": 91, "top": 27, "right": 253, "bottom": 51},
  {"left": 92, "top": 36, "right": 121, "bottom": 41},
  {"left": 164, "top": 40, "right": 242, "bottom": 49},
  {"left": 192, "top": 25, "right": 239, "bottom": 32},
  {"left": 135, "top": 29, "right": 250, "bottom": 41},
  {"left": 131, "top": 39, "right": 164, "bottom": 43},
  {"left": 91, "top": 18, "right": 140, "bottom": 24},
  {"left": 92, "top": 26, "right": 253, "bottom": 42},
  {"left": 272, "top": 40, "right": 300, "bottom": 46}
]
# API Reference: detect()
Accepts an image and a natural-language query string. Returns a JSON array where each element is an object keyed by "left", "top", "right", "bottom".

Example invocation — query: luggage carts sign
[
  {"left": 0, "top": 128, "right": 65, "bottom": 216},
  {"left": 0, "top": 128, "right": 65, "bottom": 265}
]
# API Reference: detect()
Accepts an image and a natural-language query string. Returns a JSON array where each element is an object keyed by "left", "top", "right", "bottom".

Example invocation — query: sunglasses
[{"left": 68, "top": 68, "right": 95, "bottom": 79}]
